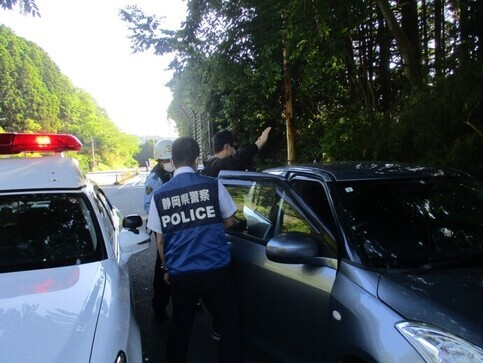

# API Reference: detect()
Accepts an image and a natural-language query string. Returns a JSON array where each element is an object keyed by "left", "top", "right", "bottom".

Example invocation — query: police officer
[
  {"left": 204, "top": 126, "right": 272, "bottom": 177},
  {"left": 147, "top": 136, "right": 242, "bottom": 363},
  {"left": 144, "top": 139, "right": 174, "bottom": 320}
]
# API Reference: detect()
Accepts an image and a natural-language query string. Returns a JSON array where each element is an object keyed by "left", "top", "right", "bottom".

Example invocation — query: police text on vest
[{"left": 161, "top": 206, "right": 216, "bottom": 228}]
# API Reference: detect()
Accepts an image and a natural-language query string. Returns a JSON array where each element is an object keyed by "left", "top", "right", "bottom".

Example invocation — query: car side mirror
[
  {"left": 118, "top": 214, "right": 150, "bottom": 265},
  {"left": 266, "top": 232, "right": 338, "bottom": 268},
  {"left": 266, "top": 232, "right": 318, "bottom": 264},
  {"left": 122, "top": 214, "right": 143, "bottom": 234}
]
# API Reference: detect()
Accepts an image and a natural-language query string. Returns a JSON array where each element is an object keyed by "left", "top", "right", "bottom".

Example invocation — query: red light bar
[{"left": 0, "top": 133, "right": 83, "bottom": 154}]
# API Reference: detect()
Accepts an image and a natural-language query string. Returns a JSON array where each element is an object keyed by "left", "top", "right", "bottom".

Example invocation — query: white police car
[{"left": 0, "top": 133, "right": 150, "bottom": 363}]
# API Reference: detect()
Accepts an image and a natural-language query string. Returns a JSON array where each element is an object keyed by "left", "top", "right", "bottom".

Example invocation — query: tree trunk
[
  {"left": 434, "top": 0, "right": 443, "bottom": 78},
  {"left": 422, "top": 0, "right": 429, "bottom": 71},
  {"left": 281, "top": 13, "right": 295, "bottom": 165},
  {"left": 376, "top": 6, "right": 391, "bottom": 111},
  {"left": 400, "top": 0, "right": 422, "bottom": 76},
  {"left": 374, "top": 0, "right": 423, "bottom": 91}
]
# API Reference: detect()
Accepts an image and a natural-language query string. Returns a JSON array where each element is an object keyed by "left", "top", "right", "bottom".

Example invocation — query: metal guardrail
[
  {"left": 114, "top": 169, "right": 138, "bottom": 184},
  {"left": 87, "top": 168, "right": 139, "bottom": 186}
]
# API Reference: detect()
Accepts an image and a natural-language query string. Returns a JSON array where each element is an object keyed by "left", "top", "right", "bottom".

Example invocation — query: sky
[{"left": 0, "top": 0, "right": 186, "bottom": 138}]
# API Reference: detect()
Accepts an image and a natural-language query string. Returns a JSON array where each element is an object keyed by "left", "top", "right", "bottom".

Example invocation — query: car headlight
[
  {"left": 396, "top": 321, "right": 483, "bottom": 363},
  {"left": 114, "top": 351, "right": 127, "bottom": 363}
]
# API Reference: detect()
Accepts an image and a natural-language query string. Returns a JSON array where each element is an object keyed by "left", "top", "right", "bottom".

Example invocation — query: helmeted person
[
  {"left": 144, "top": 139, "right": 174, "bottom": 213},
  {"left": 144, "top": 138, "right": 174, "bottom": 320},
  {"left": 147, "top": 136, "right": 242, "bottom": 363}
]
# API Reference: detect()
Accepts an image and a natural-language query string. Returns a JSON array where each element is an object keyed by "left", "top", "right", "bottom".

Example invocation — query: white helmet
[{"left": 154, "top": 139, "right": 173, "bottom": 160}]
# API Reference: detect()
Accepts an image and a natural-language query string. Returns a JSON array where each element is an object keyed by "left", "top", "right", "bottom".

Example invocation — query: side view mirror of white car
[{"left": 119, "top": 214, "right": 151, "bottom": 265}]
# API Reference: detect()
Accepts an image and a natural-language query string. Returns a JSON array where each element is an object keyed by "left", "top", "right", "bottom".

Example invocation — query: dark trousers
[
  {"left": 153, "top": 248, "right": 171, "bottom": 312},
  {"left": 167, "top": 267, "right": 242, "bottom": 363}
]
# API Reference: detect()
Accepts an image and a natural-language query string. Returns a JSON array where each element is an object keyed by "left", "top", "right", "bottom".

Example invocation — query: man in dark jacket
[{"left": 204, "top": 126, "right": 271, "bottom": 177}]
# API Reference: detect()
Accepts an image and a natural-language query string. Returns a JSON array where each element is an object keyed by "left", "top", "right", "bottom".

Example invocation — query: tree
[
  {"left": 0, "top": 0, "right": 40, "bottom": 16},
  {"left": 134, "top": 139, "right": 156, "bottom": 167},
  {"left": 374, "top": 0, "right": 423, "bottom": 90},
  {"left": 0, "top": 26, "right": 140, "bottom": 172},
  {"left": 120, "top": 0, "right": 483, "bottom": 178}
]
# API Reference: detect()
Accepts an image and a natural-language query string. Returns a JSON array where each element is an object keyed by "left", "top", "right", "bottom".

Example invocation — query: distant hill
[{"left": 0, "top": 25, "right": 140, "bottom": 171}]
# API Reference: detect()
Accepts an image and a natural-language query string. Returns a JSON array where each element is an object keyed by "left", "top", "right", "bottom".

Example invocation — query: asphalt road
[{"left": 100, "top": 172, "right": 279, "bottom": 363}]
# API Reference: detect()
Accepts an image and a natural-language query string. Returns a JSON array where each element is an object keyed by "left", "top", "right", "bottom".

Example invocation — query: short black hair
[
  {"left": 213, "top": 130, "right": 236, "bottom": 153},
  {"left": 172, "top": 137, "right": 200, "bottom": 167}
]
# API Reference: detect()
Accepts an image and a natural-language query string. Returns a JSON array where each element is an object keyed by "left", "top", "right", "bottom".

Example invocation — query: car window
[
  {"left": 336, "top": 176, "right": 483, "bottom": 269},
  {"left": 225, "top": 180, "right": 312, "bottom": 242},
  {"left": 0, "top": 193, "right": 102, "bottom": 273},
  {"left": 291, "top": 178, "right": 338, "bottom": 237},
  {"left": 91, "top": 188, "right": 116, "bottom": 246}
]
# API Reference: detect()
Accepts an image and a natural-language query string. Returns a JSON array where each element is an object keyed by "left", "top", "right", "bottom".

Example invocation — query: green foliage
[
  {"left": 386, "top": 65, "right": 483, "bottom": 178},
  {"left": 121, "top": 0, "right": 482, "bottom": 179},
  {"left": 0, "top": 26, "right": 140, "bottom": 172},
  {"left": 133, "top": 139, "right": 156, "bottom": 166},
  {"left": 0, "top": 0, "right": 39, "bottom": 17}
]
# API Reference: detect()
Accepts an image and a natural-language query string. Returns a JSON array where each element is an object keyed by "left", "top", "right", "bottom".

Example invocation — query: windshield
[
  {"left": 0, "top": 193, "right": 103, "bottom": 273},
  {"left": 336, "top": 176, "right": 483, "bottom": 269}
]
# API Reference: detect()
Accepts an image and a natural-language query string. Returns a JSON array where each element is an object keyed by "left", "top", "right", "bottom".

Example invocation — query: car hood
[
  {"left": 0, "top": 262, "right": 106, "bottom": 362},
  {"left": 378, "top": 268, "right": 483, "bottom": 347}
]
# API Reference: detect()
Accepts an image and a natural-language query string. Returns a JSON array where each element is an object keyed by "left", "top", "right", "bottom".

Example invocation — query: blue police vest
[{"left": 152, "top": 172, "right": 231, "bottom": 275}]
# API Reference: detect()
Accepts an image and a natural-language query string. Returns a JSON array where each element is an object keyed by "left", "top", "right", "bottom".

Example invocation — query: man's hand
[
  {"left": 223, "top": 215, "right": 234, "bottom": 230},
  {"left": 255, "top": 126, "right": 272, "bottom": 150}
]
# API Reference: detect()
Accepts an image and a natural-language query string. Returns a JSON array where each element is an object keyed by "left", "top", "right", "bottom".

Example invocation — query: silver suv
[{"left": 219, "top": 162, "right": 482, "bottom": 363}]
